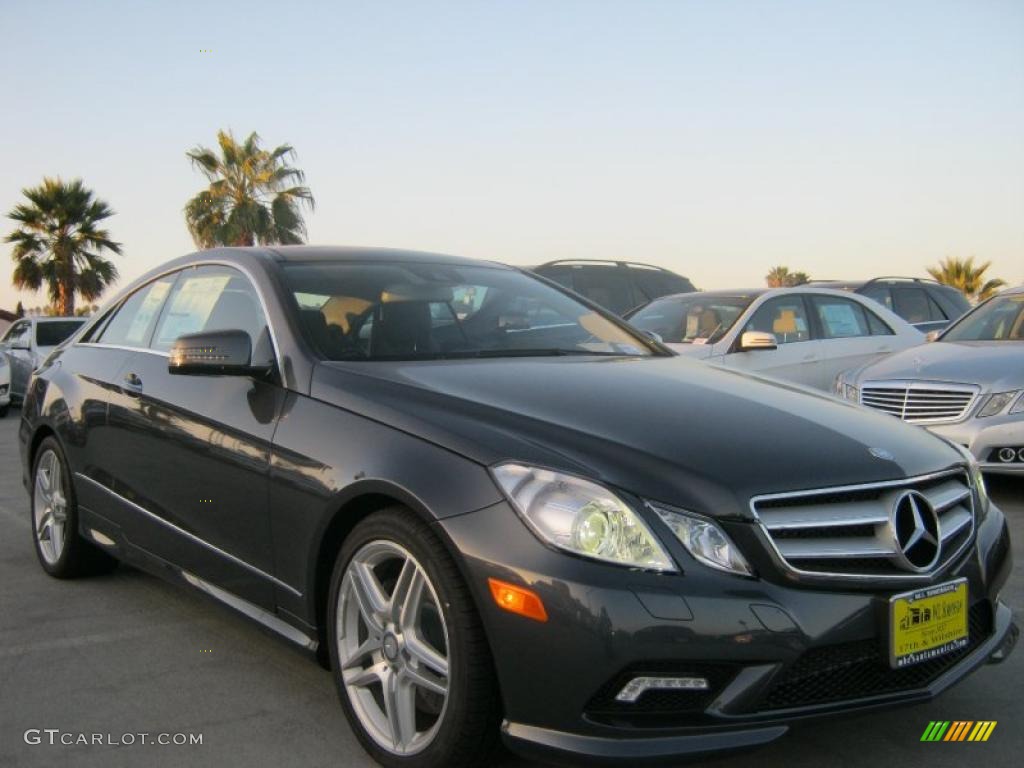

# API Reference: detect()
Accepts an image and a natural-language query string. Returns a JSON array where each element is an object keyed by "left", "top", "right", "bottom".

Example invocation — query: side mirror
[
  {"left": 925, "top": 330, "right": 941, "bottom": 342},
  {"left": 640, "top": 329, "right": 663, "bottom": 344},
  {"left": 738, "top": 331, "right": 778, "bottom": 351},
  {"left": 169, "top": 329, "right": 270, "bottom": 376}
]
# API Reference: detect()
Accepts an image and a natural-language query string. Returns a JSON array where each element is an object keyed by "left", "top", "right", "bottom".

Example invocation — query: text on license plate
[{"left": 889, "top": 579, "right": 968, "bottom": 669}]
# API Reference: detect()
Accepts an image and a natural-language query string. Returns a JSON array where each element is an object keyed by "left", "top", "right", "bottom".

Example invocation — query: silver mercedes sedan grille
[
  {"left": 750, "top": 469, "right": 975, "bottom": 582},
  {"left": 859, "top": 381, "right": 978, "bottom": 424}
]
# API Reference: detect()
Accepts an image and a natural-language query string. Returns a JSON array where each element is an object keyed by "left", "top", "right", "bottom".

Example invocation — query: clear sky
[{"left": 1, "top": 0, "right": 1021, "bottom": 311}]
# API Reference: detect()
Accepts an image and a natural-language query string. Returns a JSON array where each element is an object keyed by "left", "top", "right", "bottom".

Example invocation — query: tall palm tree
[
  {"left": 926, "top": 256, "right": 1006, "bottom": 303},
  {"left": 184, "top": 130, "right": 315, "bottom": 248},
  {"left": 5, "top": 178, "right": 121, "bottom": 316},
  {"left": 765, "top": 265, "right": 810, "bottom": 287}
]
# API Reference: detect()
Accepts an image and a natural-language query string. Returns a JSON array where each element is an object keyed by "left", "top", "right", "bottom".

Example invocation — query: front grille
[
  {"left": 752, "top": 469, "right": 975, "bottom": 581},
  {"left": 757, "top": 601, "right": 991, "bottom": 711},
  {"left": 860, "top": 381, "right": 978, "bottom": 423},
  {"left": 584, "top": 662, "right": 737, "bottom": 727}
]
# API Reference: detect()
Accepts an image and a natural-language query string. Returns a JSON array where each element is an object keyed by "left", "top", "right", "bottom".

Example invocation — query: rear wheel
[
  {"left": 328, "top": 507, "right": 500, "bottom": 768},
  {"left": 31, "top": 437, "right": 117, "bottom": 578}
]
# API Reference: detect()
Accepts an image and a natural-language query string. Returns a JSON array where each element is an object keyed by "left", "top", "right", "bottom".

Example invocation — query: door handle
[
  {"left": 123, "top": 372, "right": 143, "bottom": 393},
  {"left": 802, "top": 354, "right": 817, "bottom": 362}
]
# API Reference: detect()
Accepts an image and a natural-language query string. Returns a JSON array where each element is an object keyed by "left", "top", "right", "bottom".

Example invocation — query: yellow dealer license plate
[{"left": 889, "top": 578, "right": 969, "bottom": 668}]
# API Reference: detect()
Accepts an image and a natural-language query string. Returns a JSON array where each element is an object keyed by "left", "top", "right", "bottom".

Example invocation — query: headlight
[
  {"left": 491, "top": 463, "right": 676, "bottom": 571},
  {"left": 843, "top": 383, "right": 859, "bottom": 402},
  {"left": 648, "top": 504, "right": 753, "bottom": 576},
  {"left": 948, "top": 442, "right": 989, "bottom": 518},
  {"left": 1010, "top": 392, "right": 1024, "bottom": 415},
  {"left": 977, "top": 391, "right": 1020, "bottom": 418}
]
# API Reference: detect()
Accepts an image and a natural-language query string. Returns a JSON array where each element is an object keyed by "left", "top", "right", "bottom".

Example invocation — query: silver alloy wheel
[
  {"left": 337, "top": 540, "right": 450, "bottom": 756},
  {"left": 34, "top": 449, "right": 68, "bottom": 565}
]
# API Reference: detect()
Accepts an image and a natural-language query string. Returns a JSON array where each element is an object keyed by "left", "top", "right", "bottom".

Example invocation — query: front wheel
[
  {"left": 328, "top": 507, "right": 500, "bottom": 768},
  {"left": 0, "top": 404, "right": 9, "bottom": 418}
]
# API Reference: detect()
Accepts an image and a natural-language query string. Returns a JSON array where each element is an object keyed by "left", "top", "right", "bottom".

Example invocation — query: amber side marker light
[{"left": 488, "top": 578, "right": 548, "bottom": 622}]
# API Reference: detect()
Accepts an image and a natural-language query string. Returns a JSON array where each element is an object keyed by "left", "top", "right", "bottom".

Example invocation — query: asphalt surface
[{"left": 0, "top": 413, "right": 1020, "bottom": 768}]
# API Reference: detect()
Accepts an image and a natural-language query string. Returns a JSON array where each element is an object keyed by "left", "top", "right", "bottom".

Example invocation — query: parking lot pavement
[{"left": 0, "top": 414, "right": 1020, "bottom": 768}]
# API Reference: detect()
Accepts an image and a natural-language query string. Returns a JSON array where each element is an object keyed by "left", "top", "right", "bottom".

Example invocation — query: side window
[
  {"left": 151, "top": 266, "right": 268, "bottom": 352},
  {"left": 892, "top": 286, "right": 932, "bottom": 324},
  {"left": 925, "top": 293, "right": 948, "bottom": 320},
  {"left": 3, "top": 320, "right": 30, "bottom": 345},
  {"left": 743, "top": 297, "right": 811, "bottom": 344},
  {"left": 95, "top": 276, "right": 177, "bottom": 347},
  {"left": 864, "top": 308, "right": 895, "bottom": 336},
  {"left": 811, "top": 295, "right": 872, "bottom": 339},
  {"left": 571, "top": 265, "right": 633, "bottom": 314},
  {"left": 861, "top": 284, "right": 892, "bottom": 311}
]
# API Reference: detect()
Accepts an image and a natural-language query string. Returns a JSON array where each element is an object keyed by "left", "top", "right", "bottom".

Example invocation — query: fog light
[
  {"left": 615, "top": 676, "right": 710, "bottom": 703},
  {"left": 1018, "top": 448, "right": 1024, "bottom": 463},
  {"left": 998, "top": 447, "right": 1017, "bottom": 463}
]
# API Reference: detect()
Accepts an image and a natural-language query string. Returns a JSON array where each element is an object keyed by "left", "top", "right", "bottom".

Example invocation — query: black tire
[
  {"left": 0, "top": 405, "right": 9, "bottom": 418},
  {"left": 30, "top": 436, "right": 118, "bottom": 578},
  {"left": 328, "top": 507, "right": 501, "bottom": 768}
]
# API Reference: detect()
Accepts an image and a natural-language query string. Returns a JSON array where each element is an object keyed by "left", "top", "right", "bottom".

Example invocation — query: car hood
[
  {"left": 853, "top": 341, "right": 1024, "bottom": 391},
  {"left": 666, "top": 343, "right": 715, "bottom": 359},
  {"left": 313, "top": 355, "right": 962, "bottom": 520}
]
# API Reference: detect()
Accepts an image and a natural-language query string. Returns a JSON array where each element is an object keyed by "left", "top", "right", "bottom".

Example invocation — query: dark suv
[
  {"left": 813, "top": 277, "right": 970, "bottom": 334},
  {"left": 532, "top": 259, "right": 695, "bottom": 315},
  {"left": 20, "top": 247, "right": 1015, "bottom": 768}
]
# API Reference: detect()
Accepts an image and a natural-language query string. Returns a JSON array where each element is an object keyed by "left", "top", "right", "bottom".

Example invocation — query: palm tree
[
  {"left": 184, "top": 130, "right": 314, "bottom": 248},
  {"left": 765, "top": 266, "right": 811, "bottom": 288},
  {"left": 926, "top": 256, "right": 1006, "bottom": 303},
  {"left": 5, "top": 178, "right": 121, "bottom": 316}
]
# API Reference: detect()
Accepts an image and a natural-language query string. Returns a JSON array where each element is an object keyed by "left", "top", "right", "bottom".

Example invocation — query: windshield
[
  {"left": 36, "top": 320, "right": 85, "bottom": 347},
  {"left": 942, "top": 294, "right": 1024, "bottom": 342},
  {"left": 280, "top": 262, "right": 657, "bottom": 360},
  {"left": 627, "top": 295, "right": 753, "bottom": 344}
]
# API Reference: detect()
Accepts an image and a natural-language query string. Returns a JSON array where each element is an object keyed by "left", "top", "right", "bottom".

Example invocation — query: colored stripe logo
[{"left": 921, "top": 721, "right": 997, "bottom": 742}]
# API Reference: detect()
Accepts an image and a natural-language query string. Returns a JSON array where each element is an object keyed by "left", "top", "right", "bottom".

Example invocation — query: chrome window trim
[
  {"left": 858, "top": 380, "right": 980, "bottom": 425},
  {"left": 73, "top": 259, "right": 287, "bottom": 382},
  {"left": 749, "top": 467, "right": 977, "bottom": 583},
  {"left": 75, "top": 472, "right": 301, "bottom": 597}
]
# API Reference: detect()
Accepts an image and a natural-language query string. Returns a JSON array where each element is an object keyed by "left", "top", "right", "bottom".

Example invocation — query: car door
[
  {"left": 808, "top": 294, "right": 897, "bottom": 388},
  {"left": 106, "top": 265, "right": 285, "bottom": 608},
  {"left": 3, "top": 320, "right": 34, "bottom": 399},
  {"left": 717, "top": 295, "right": 823, "bottom": 386}
]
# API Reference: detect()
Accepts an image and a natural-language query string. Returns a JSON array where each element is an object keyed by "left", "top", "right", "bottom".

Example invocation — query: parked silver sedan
[
  {"left": 626, "top": 287, "right": 923, "bottom": 390},
  {"left": 837, "top": 286, "right": 1024, "bottom": 475},
  {"left": 0, "top": 316, "right": 86, "bottom": 403}
]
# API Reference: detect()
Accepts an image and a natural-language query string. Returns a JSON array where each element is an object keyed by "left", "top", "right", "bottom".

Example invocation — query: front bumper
[
  {"left": 439, "top": 499, "right": 1014, "bottom": 763},
  {"left": 927, "top": 414, "right": 1024, "bottom": 476}
]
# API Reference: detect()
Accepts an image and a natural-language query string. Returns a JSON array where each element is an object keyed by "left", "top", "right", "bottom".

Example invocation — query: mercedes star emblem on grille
[{"left": 892, "top": 490, "right": 941, "bottom": 572}]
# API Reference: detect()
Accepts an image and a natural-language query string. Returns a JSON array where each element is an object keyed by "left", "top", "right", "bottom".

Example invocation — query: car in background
[
  {"left": 837, "top": 286, "right": 1024, "bottom": 475},
  {"left": 626, "top": 287, "right": 923, "bottom": 390},
  {"left": 532, "top": 259, "right": 695, "bottom": 315},
  {"left": 0, "top": 316, "right": 87, "bottom": 404},
  {"left": 811, "top": 277, "right": 970, "bottom": 334},
  {"left": 0, "top": 356, "right": 10, "bottom": 417}
]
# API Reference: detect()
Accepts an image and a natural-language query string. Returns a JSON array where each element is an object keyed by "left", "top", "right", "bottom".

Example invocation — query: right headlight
[
  {"left": 648, "top": 504, "right": 753, "bottom": 576},
  {"left": 491, "top": 463, "right": 676, "bottom": 572}
]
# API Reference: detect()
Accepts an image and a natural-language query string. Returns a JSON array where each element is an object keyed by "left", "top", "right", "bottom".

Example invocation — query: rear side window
[
  {"left": 570, "top": 265, "right": 634, "bottom": 314},
  {"left": 628, "top": 266, "right": 695, "bottom": 305},
  {"left": 811, "top": 295, "right": 875, "bottom": 338},
  {"left": 892, "top": 286, "right": 936, "bottom": 324},
  {"left": 36, "top": 320, "right": 85, "bottom": 347},
  {"left": 860, "top": 284, "right": 893, "bottom": 311},
  {"left": 95, "top": 276, "right": 177, "bottom": 347},
  {"left": 743, "top": 297, "right": 811, "bottom": 344}
]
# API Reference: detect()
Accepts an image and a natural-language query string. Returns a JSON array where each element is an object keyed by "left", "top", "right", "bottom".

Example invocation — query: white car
[
  {"left": 0, "top": 316, "right": 87, "bottom": 405},
  {"left": 626, "top": 286, "right": 924, "bottom": 390},
  {"left": 0, "top": 355, "right": 10, "bottom": 416}
]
